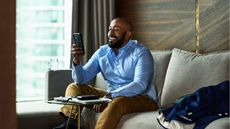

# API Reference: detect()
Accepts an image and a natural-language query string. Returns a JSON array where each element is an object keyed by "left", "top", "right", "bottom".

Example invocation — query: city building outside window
[{"left": 16, "top": 0, "right": 72, "bottom": 101}]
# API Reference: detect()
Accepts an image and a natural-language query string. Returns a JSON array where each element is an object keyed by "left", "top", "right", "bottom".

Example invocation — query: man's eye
[
  {"left": 109, "top": 27, "right": 120, "bottom": 32},
  {"left": 114, "top": 27, "right": 120, "bottom": 31}
]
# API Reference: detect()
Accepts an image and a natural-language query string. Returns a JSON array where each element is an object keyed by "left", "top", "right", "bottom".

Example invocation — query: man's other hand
[{"left": 93, "top": 104, "right": 107, "bottom": 112}]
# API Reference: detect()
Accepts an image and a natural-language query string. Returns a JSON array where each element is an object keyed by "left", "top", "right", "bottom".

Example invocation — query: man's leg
[
  {"left": 95, "top": 95, "right": 158, "bottom": 129},
  {"left": 60, "top": 83, "right": 107, "bottom": 118}
]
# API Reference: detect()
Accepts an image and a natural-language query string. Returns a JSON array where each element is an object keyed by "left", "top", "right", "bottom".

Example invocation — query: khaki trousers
[{"left": 60, "top": 83, "right": 158, "bottom": 129}]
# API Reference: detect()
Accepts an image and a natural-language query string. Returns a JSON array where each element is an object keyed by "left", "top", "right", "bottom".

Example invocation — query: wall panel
[
  {"left": 199, "top": 0, "right": 229, "bottom": 52},
  {"left": 115, "top": 0, "right": 229, "bottom": 53}
]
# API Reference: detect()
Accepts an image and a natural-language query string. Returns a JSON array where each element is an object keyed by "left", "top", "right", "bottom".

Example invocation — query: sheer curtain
[{"left": 71, "top": 0, "right": 115, "bottom": 63}]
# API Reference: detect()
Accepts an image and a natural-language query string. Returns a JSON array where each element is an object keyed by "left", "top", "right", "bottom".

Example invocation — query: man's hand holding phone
[
  {"left": 72, "top": 44, "right": 84, "bottom": 65},
  {"left": 72, "top": 33, "right": 85, "bottom": 65}
]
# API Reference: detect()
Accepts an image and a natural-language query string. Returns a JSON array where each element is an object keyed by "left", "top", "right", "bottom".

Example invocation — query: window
[{"left": 16, "top": 0, "right": 72, "bottom": 101}]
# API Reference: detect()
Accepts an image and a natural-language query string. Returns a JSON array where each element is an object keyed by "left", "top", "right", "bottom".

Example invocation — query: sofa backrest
[{"left": 150, "top": 50, "right": 172, "bottom": 106}]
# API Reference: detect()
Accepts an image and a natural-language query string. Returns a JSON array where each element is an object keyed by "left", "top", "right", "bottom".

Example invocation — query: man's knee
[
  {"left": 106, "top": 97, "right": 129, "bottom": 113},
  {"left": 66, "top": 83, "right": 101, "bottom": 96},
  {"left": 65, "top": 83, "right": 82, "bottom": 96}
]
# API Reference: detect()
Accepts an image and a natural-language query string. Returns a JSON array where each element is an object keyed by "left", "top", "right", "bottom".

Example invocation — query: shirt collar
[
  {"left": 110, "top": 40, "right": 132, "bottom": 57},
  {"left": 119, "top": 39, "right": 132, "bottom": 53}
]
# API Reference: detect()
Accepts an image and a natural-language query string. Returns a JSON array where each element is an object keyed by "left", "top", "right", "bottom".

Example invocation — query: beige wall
[
  {"left": 115, "top": 0, "right": 229, "bottom": 53},
  {"left": 0, "top": 0, "right": 16, "bottom": 129}
]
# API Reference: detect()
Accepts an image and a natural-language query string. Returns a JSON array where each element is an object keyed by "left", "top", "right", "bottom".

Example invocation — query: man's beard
[{"left": 108, "top": 32, "right": 126, "bottom": 49}]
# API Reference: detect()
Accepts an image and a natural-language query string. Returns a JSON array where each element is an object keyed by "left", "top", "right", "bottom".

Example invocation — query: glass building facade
[{"left": 16, "top": 0, "right": 72, "bottom": 101}]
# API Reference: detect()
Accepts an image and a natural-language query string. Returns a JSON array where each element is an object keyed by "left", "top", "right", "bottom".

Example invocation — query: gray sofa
[{"left": 17, "top": 48, "right": 229, "bottom": 129}]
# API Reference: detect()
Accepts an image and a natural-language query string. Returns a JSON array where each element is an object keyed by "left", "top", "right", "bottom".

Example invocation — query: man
[{"left": 60, "top": 17, "right": 158, "bottom": 129}]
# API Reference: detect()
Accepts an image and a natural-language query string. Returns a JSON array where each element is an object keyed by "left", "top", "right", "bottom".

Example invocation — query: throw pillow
[{"left": 160, "top": 48, "right": 229, "bottom": 108}]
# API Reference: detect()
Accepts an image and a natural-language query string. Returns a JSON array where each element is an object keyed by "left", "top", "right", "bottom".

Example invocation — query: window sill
[{"left": 17, "top": 100, "right": 62, "bottom": 117}]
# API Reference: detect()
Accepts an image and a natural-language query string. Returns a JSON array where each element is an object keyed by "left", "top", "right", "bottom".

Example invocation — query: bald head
[{"left": 112, "top": 17, "right": 133, "bottom": 32}]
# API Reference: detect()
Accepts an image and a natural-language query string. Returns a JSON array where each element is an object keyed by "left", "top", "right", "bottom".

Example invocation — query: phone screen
[{"left": 73, "top": 33, "right": 85, "bottom": 55}]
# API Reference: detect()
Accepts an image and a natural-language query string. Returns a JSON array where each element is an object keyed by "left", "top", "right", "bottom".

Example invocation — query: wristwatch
[{"left": 105, "top": 93, "right": 112, "bottom": 99}]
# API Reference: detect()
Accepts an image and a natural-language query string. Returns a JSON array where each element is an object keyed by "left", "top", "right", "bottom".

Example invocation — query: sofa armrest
[{"left": 45, "top": 69, "right": 73, "bottom": 101}]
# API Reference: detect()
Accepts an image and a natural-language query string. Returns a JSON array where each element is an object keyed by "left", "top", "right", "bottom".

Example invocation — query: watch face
[{"left": 106, "top": 93, "right": 112, "bottom": 99}]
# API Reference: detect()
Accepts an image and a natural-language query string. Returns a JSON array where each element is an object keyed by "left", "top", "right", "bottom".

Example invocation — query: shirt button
[
  {"left": 188, "top": 112, "right": 193, "bottom": 115},
  {"left": 218, "top": 114, "right": 222, "bottom": 116}
]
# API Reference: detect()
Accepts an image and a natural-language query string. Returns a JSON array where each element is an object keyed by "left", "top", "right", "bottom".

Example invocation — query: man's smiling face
[{"left": 107, "top": 18, "right": 131, "bottom": 49}]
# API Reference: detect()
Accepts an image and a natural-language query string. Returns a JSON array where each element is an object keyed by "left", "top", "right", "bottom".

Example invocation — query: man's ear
[{"left": 126, "top": 31, "right": 132, "bottom": 39}]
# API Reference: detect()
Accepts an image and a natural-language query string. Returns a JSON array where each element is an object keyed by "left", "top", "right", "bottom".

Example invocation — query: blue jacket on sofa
[{"left": 158, "top": 80, "right": 229, "bottom": 129}]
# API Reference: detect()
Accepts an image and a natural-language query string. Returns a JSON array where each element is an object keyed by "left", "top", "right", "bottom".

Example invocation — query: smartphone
[
  {"left": 76, "top": 95, "right": 100, "bottom": 100},
  {"left": 72, "top": 33, "right": 85, "bottom": 55}
]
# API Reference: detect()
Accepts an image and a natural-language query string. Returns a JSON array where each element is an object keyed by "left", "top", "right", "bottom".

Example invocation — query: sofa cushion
[
  {"left": 116, "top": 111, "right": 163, "bottom": 129},
  {"left": 95, "top": 73, "right": 108, "bottom": 90},
  {"left": 150, "top": 50, "right": 172, "bottom": 106},
  {"left": 161, "top": 48, "right": 229, "bottom": 107},
  {"left": 206, "top": 117, "right": 229, "bottom": 129}
]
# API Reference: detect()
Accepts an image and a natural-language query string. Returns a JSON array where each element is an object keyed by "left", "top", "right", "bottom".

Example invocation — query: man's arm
[{"left": 72, "top": 50, "right": 100, "bottom": 84}]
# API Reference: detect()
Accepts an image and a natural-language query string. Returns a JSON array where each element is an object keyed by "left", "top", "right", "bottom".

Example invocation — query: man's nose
[{"left": 108, "top": 30, "right": 114, "bottom": 36}]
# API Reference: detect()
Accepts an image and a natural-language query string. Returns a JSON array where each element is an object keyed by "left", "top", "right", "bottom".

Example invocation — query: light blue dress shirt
[{"left": 72, "top": 40, "right": 157, "bottom": 101}]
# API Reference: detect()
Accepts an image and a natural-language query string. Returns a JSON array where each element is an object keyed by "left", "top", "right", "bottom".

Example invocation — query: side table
[{"left": 48, "top": 97, "right": 111, "bottom": 129}]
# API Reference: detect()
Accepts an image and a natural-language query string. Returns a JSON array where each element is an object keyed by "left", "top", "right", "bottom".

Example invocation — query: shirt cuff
[{"left": 72, "top": 62, "right": 82, "bottom": 70}]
